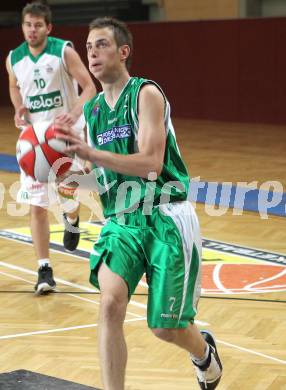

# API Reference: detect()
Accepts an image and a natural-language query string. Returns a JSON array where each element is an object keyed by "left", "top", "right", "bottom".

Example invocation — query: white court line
[
  {"left": 1, "top": 266, "right": 285, "bottom": 365},
  {"left": 0, "top": 260, "right": 209, "bottom": 326},
  {"left": 0, "top": 261, "right": 145, "bottom": 310},
  {"left": 0, "top": 232, "right": 148, "bottom": 290},
  {"left": 213, "top": 264, "right": 233, "bottom": 294},
  {"left": 217, "top": 339, "right": 286, "bottom": 365},
  {"left": 0, "top": 270, "right": 34, "bottom": 285},
  {"left": 0, "top": 268, "right": 142, "bottom": 318},
  {"left": 203, "top": 289, "right": 286, "bottom": 294},
  {"left": 0, "top": 316, "right": 147, "bottom": 341},
  {"left": 0, "top": 233, "right": 85, "bottom": 260},
  {"left": 244, "top": 268, "right": 286, "bottom": 291},
  {"left": 2, "top": 235, "right": 285, "bottom": 366},
  {"left": 139, "top": 280, "right": 148, "bottom": 288}
]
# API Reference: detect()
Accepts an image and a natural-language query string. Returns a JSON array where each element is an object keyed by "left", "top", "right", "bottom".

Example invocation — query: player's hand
[
  {"left": 14, "top": 105, "right": 28, "bottom": 128},
  {"left": 54, "top": 122, "right": 94, "bottom": 162},
  {"left": 84, "top": 161, "right": 92, "bottom": 174},
  {"left": 55, "top": 112, "right": 77, "bottom": 126}
]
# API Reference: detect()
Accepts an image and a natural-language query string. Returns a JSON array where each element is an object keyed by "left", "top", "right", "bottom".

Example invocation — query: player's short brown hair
[
  {"left": 22, "top": 1, "right": 52, "bottom": 25},
  {"left": 89, "top": 17, "right": 133, "bottom": 70}
]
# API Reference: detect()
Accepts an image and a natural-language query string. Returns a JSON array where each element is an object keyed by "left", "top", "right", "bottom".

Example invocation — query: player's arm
[
  {"left": 57, "top": 84, "right": 166, "bottom": 179},
  {"left": 91, "top": 84, "right": 166, "bottom": 178},
  {"left": 56, "top": 46, "right": 96, "bottom": 125},
  {"left": 5, "top": 56, "right": 28, "bottom": 127}
]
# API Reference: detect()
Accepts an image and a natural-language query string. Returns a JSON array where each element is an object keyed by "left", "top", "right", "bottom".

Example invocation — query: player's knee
[
  {"left": 151, "top": 328, "right": 176, "bottom": 343},
  {"left": 30, "top": 205, "right": 47, "bottom": 219},
  {"left": 100, "top": 294, "right": 127, "bottom": 323}
]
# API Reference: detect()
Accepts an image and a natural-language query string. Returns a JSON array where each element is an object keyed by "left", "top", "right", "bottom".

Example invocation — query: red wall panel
[
  {"left": 238, "top": 19, "right": 279, "bottom": 123},
  {"left": 1, "top": 18, "right": 286, "bottom": 124}
]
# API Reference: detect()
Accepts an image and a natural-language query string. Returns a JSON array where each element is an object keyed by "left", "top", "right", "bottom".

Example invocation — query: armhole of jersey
[
  {"left": 61, "top": 41, "right": 74, "bottom": 72},
  {"left": 135, "top": 80, "right": 168, "bottom": 133},
  {"left": 7, "top": 51, "right": 14, "bottom": 75},
  {"left": 84, "top": 103, "right": 94, "bottom": 148},
  {"left": 87, "top": 121, "right": 97, "bottom": 149},
  {"left": 86, "top": 121, "right": 91, "bottom": 145}
]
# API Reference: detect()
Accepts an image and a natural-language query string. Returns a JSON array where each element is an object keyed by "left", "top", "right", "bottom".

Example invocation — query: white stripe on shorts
[{"left": 159, "top": 200, "right": 202, "bottom": 322}]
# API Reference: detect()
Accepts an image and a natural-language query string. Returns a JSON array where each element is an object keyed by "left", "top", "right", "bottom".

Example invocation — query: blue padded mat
[{"left": 0, "top": 153, "right": 20, "bottom": 173}]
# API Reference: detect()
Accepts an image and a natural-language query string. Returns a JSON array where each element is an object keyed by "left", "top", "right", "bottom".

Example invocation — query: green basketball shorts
[{"left": 89, "top": 200, "right": 202, "bottom": 328}]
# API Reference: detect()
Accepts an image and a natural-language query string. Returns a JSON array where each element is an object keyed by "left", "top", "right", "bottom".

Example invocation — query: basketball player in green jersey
[
  {"left": 6, "top": 2, "right": 96, "bottom": 294},
  {"left": 57, "top": 18, "right": 222, "bottom": 389}
]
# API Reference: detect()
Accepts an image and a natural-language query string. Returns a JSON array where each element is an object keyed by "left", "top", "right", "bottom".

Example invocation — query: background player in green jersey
[
  {"left": 57, "top": 17, "right": 222, "bottom": 390},
  {"left": 6, "top": 2, "right": 96, "bottom": 294}
]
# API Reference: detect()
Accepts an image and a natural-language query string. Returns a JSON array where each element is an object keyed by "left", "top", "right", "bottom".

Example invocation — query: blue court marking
[
  {"left": 0, "top": 153, "right": 285, "bottom": 217},
  {"left": 0, "top": 154, "right": 20, "bottom": 173},
  {"left": 188, "top": 181, "right": 286, "bottom": 218}
]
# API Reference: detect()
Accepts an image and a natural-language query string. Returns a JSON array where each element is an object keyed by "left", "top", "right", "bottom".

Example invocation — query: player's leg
[
  {"left": 30, "top": 204, "right": 56, "bottom": 294},
  {"left": 152, "top": 323, "right": 206, "bottom": 355},
  {"left": 58, "top": 178, "right": 81, "bottom": 252},
  {"left": 30, "top": 205, "right": 49, "bottom": 260},
  {"left": 89, "top": 219, "right": 145, "bottom": 390},
  {"left": 59, "top": 123, "right": 86, "bottom": 252},
  {"left": 147, "top": 201, "right": 222, "bottom": 389},
  {"left": 17, "top": 172, "right": 56, "bottom": 294},
  {"left": 97, "top": 263, "right": 129, "bottom": 390},
  {"left": 63, "top": 205, "right": 80, "bottom": 252},
  {"left": 152, "top": 325, "right": 222, "bottom": 389}
]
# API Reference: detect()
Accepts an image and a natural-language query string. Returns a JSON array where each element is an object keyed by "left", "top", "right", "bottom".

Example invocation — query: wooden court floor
[{"left": 0, "top": 106, "right": 285, "bottom": 389}]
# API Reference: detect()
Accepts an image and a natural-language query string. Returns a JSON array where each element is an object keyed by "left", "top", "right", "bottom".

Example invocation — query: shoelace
[
  {"left": 194, "top": 345, "right": 220, "bottom": 388},
  {"left": 195, "top": 365, "right": 208, "bottom": 382},
  {"left": 40, "top": 267, "right": 51, "bottom": 277}
]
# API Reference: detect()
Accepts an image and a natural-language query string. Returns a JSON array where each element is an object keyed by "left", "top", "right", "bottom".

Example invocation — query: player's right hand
[{"left": 54, "top": 122, "right": 94, "bottom": 163}]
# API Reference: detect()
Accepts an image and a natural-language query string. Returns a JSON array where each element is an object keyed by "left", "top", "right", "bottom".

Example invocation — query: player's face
[
  {"left": 22, "top": 14, "right": 51, "bottom": 49},
  {"left": 86, "top": 27, "right": 127, "bottom": 82}
]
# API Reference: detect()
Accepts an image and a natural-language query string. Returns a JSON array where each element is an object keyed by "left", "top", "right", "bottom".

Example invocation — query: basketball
[{"left": 16, "top": 121, "right": 73, "bottom": 183}]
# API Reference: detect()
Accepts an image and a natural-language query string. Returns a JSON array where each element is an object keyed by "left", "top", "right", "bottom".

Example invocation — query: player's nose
[{"left": 89, "top": 48, "right": 98, "bottom": 57}]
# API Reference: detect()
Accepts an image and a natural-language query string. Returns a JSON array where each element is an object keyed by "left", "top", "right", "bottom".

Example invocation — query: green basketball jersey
[{"left": 84, "top": 77, "right": 190, "bottom": 218}]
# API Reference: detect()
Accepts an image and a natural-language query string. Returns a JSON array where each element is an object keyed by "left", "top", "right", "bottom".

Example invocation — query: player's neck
[
  {"left": 103, "top": 72, "right": 131, "bottom": 109},
  {"left": 28, "top": 38, "right": 48, "bottom": 57}
]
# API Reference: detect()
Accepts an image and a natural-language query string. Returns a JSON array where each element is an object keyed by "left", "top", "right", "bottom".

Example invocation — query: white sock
[
  {"left": 191, "top": 343, "right": 210, "bottom": 366},
  {"left": 67, "top": 216, "right": 78, "bottom": 225},
  {"left": 38, "top": 259, "right": 50, "bottom": 268}
]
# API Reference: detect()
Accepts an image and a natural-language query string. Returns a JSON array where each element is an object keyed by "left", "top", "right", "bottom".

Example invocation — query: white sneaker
[{"left": 192, "top": 331, "right": 222, "bottom": 389}]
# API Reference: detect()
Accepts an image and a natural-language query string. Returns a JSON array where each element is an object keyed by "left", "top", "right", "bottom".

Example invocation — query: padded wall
[{"left": 1, "top": 18, "right": 286, "bottom": 124}]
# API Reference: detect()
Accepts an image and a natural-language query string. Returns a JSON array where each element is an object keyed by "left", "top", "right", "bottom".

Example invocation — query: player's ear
[
  {"left": 119, "top": 45, "right": 130, "bottom": 64},
  {"left": 47, "top": 23, "right": 52, "bottom": 35}
]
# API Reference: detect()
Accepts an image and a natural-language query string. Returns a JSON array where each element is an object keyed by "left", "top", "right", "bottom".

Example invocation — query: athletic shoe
[
  {"left": 192, "top": 330, "right": 223, "bottom": 389},
  {"left": 63, "top": 213, "right": 80, "bottom": 252},
  {"left": 34, "top": 265, "right": 56, "bottom": 295}
]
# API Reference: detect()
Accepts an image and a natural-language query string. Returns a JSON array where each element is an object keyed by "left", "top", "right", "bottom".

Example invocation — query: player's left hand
[{"left": 15, "top": 105, "right": 29, "bottom": 128}]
